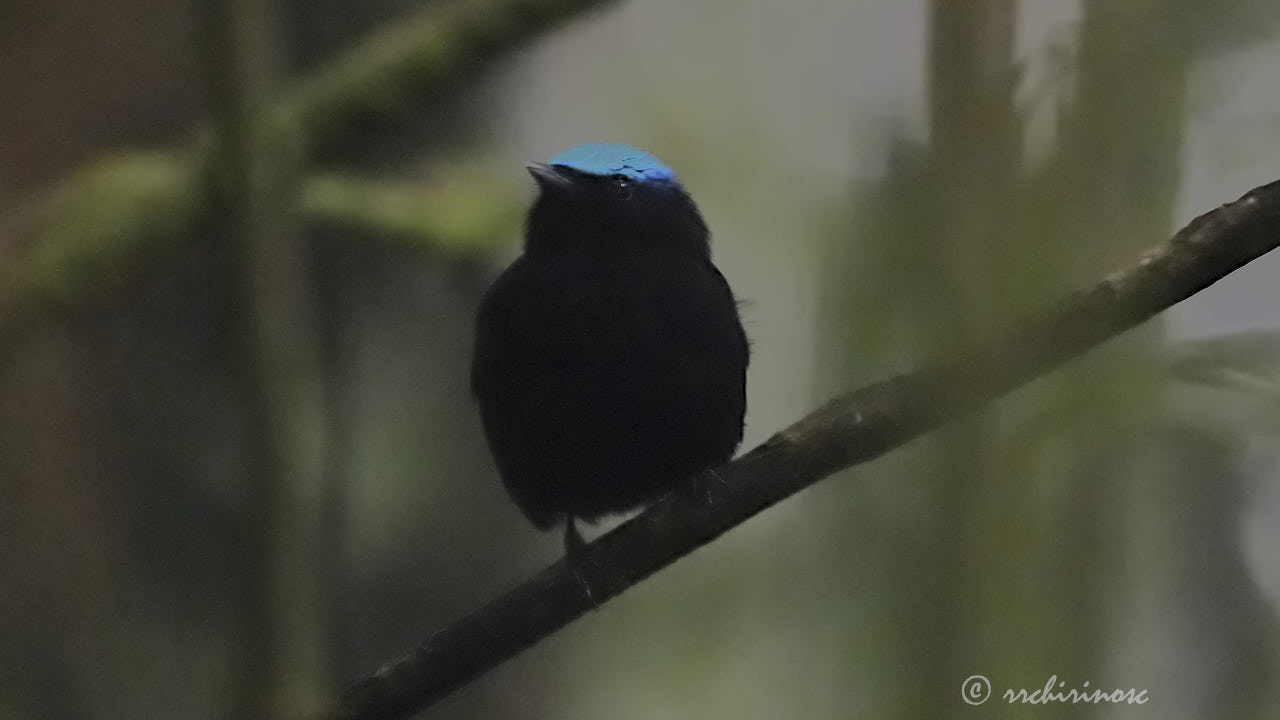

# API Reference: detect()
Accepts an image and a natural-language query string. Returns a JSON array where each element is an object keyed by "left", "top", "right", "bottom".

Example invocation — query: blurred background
[{"left": 2, "top": 0, "right": 1280, "bottom": 718}]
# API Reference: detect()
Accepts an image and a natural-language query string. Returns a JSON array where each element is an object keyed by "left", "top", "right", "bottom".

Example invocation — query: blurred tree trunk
[
  {"left": 913, "top": 2, "right": 1021, "bottom": 717},
  {"left": 199, "top": 0, "right": 328, "bottom": 717},
  {"left": 818, "top": 1, "right": 1197, "bottom": 718},
  {"left": 1054, "top": 4, "right": 1278, "bottom": 717},
  {"left": 1029, "top": 0, "right": 1186, "bottom": 704}
]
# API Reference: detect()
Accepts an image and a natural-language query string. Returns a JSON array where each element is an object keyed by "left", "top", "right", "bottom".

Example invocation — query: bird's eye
[{"left": 611, "top": 174, "right": 632, "bottom": 198}]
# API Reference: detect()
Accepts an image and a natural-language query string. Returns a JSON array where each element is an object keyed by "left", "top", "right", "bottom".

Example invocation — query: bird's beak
[{"left": 526, "top": 162, "right": 572, "bottom": 192}]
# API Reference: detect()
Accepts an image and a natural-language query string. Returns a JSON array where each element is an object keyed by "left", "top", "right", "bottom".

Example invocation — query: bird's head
[{"left": 524, "top": 143, "right": 709, "bottom": 257}]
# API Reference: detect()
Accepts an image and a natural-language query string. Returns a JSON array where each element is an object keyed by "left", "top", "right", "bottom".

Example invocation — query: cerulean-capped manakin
[{"left": 471, "top": 142, "right": 749, "bottom": 556}]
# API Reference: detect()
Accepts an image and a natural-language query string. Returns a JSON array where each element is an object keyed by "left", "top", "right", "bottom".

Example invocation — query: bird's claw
[{"left": 564, "top": 518, "right": 600, "bottom": 608}]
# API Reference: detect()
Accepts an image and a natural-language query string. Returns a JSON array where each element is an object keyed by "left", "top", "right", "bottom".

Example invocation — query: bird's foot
[{"left": 564, "top": 518, "right": 600, "bottom": 608}]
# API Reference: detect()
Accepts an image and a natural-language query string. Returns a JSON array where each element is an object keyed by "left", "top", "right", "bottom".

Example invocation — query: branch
[
  {"left": 327, "top": 178, "right": 1280, "bottom": 720},
  {"left": 0, "top": 0, "right": 615, "bottom": 340},
  {"left": 280, "top": 0, "right": 621, "bottom": 161},
  {"left": 0, "top": 158, "right": 517, "bottom": 356},
  {"left": 300, "top": 171, "right": 519, "bottom": 256}
]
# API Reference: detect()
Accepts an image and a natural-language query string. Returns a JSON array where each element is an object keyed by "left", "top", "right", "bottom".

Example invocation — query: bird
[{"left": 471, "top": 142, "right": 749, "bottom": 558}]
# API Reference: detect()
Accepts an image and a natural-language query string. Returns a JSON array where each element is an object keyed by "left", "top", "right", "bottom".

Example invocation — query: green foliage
[
  {"left": 6, "top": 158, "right": 518, "bottom": 322},
  {"left": 282, "top": 0, "right": 623, "bottom": 159},
  {"left": 301, "top": 168, "right": 520, "bottom": 257},
  {"left": 3, "top": 0, "right": 618, "bottom": 328},
  {"left": 12, "top": 153, "right": 205, "bottom": 311}
]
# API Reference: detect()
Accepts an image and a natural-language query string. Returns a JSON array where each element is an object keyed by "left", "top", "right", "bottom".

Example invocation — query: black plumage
[{"left": 471, "top": 145, "right": 748, "bottom": 553}]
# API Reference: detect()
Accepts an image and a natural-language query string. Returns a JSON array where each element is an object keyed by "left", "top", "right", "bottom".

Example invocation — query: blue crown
[{"left": 547, "top": 143, "right": 676, "bottom": 182}]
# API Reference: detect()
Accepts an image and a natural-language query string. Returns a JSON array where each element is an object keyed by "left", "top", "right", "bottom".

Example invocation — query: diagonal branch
[
  {"left": 280, "top": 0, "right": 621, "bottom": 161},
  {"left": 327, "top": 178, "right": 1280, "bottom": 720}
]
